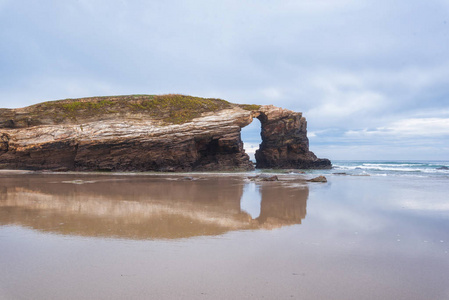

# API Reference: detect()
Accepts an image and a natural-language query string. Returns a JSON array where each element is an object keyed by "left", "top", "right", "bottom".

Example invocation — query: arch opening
[{"left": 241, "top": 117, "right": 262, "bottom": 163}]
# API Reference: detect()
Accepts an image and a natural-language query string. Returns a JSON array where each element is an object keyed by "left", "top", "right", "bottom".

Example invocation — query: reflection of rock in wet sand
[
  {"left": 257, "top": 184, "right": 308, "bottom": 229},
  {"left": 0, "top": 174, "right": 308, "bottom": 239}
]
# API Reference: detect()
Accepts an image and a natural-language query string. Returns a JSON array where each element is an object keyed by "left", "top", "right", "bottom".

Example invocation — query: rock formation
[
  {"left": 254, "top": 105, "right": 332, "bottom": 169},
  {"left": 0, "top": 94, "right": 331, "bottom": 171}
]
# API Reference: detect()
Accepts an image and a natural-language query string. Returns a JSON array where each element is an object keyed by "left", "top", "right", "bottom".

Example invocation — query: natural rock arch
[
  {"left": 249, "top": 106, "right": 331, "bottom": 169},
  {"left": 0, "top": 95, "right": 331, "bottom": 171},
  {"left": 239, "top": 106, "right": 331, "bottom": 169}
]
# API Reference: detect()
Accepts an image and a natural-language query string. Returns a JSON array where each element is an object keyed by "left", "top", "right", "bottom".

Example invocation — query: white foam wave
[{"left": 362, "top": 163, "right": 425, "bottom": 168}]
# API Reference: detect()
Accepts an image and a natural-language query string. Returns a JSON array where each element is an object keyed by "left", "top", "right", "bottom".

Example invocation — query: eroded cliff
[{"left": 0, "top": 94, "right": 331, "bottom": 171}]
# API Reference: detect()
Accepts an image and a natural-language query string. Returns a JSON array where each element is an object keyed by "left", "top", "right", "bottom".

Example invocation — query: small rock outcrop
[
  {"left": 248, "top": 174, "right": 279, "bottom": 182},
  {"left": 308, "top": 176, "right": 328, "bottom": 182},
  {"left": 0, "top": 94, "right": 331, "bottom": 171}
]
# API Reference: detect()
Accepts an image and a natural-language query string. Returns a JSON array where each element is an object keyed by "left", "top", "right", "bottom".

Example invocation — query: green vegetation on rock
[
  {"left": 60, "top": 100, "right": 115, "bottom": 112},
  {"left": 1, "top": 94, "right": 262, "bottom": 128},
  {"left": 239, "top": 104, "right": 261, "bottom": 111},
  {"left": 128, "top": 94, "right": 231, "bottom": 124}
]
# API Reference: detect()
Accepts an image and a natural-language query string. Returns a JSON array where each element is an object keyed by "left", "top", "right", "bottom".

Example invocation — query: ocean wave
[
  {"left": 362, "top": 163, "right": 426, "bottom": 168},
  {"left": 335, "top": 166, "right": 448, "bottom": 173}
]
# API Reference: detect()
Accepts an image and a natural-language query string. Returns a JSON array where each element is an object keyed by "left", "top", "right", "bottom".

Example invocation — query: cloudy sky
[{"left": 1, "top": 0, "right": 448, "bottom": 160}]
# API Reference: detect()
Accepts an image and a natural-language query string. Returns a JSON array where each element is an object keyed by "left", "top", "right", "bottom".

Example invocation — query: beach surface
[{"left": 0, "top": 166, "right": 448, "bottom": 299}]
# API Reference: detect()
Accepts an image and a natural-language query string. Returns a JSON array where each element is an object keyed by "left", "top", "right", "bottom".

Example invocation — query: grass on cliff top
[
  {"left": 2, "top": 94, "right": 264, "bottom": 128},
  {"left": 238, "top": 104, "right": 261, "bottom": 111},
  {"left": 31, "top": 94, "right": 233, "bottom": 124},
  {"left": 128, "top": 94, "right": 232, "bottom": 124}
]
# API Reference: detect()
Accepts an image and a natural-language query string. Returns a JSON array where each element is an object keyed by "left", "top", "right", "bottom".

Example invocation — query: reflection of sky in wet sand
[
  {"left": 240, "top": 182, "right": 261, "bottom": 219},
  {"left": 0, "top": 174, "right": 308, "bottom": 239}
]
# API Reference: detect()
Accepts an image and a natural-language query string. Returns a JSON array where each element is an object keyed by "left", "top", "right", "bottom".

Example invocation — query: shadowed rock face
[
  {"left": 0, "top": 95, "right": 331, "bottom": 171},
  {"left": 254, "top": 105, "right": 331, "bottom": 169}
]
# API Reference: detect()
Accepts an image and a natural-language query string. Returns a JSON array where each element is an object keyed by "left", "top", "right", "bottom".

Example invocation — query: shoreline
[{"left": 0, "top": 168, "right": 322, "bottom": 179}]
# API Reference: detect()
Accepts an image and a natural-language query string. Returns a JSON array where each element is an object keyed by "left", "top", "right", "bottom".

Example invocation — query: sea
[
  {"left": 251, "top": 159, "right": 449, "bottom": 180},
  {"left": 323, "top": 160, "right": 449, "bottom": 178}
]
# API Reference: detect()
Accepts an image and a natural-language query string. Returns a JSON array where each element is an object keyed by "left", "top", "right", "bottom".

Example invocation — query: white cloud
[
  {"left": 412, "top": 108, "right": 449, "bottom": 119},
  {"left": 282, "top": 62, "right": 449, "bottom": 133},
  {"left": 309, "top": 91, "right": 385, "bottom": 118},
  {"left": 310, "top": 144, "right": 449, "bottom": 161},
  {"left": 345, "top": 118, "right": 449, "bottom": 138},
  {"left": 303, "top": 70, "right": 388, "bottom": 127},
  {"left": 308, "top": 117, "right": 449, "bottom": 160},
  {"left": 260, "top": 87, "right": 283, "bottom": 100}
]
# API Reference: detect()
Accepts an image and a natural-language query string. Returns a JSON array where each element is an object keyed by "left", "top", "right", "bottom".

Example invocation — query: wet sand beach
[{"left": 0, "top": 170, "right": 448, "bottom": 299}]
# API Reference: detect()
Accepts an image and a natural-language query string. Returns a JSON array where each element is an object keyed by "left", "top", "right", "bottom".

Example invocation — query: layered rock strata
[{"left": 0, "top": 95, "right": 331, "bottom": 171}]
